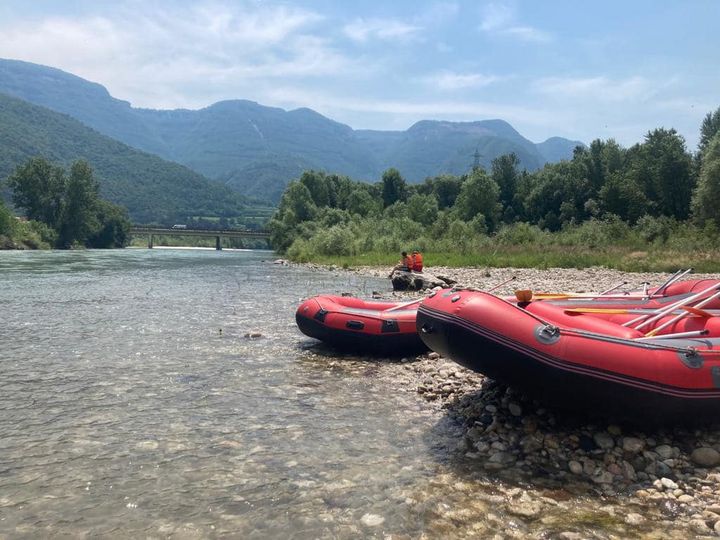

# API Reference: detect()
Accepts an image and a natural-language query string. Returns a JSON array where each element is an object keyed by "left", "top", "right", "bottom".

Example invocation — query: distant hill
[
  {"left": 0, "top": 58, "right": 585, "bottom": 203},
  {"left": 0, "top": 92, "right": 248, "bottom": 223}
]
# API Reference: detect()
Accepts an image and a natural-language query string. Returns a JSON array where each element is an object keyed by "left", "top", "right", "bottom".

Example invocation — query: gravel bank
[{"left": 302, "top": 263, "right": 720, "bottom": 537}]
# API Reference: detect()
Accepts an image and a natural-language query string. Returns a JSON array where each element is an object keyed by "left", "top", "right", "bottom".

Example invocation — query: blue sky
[{"left": 0, "top": 0, "right": 717, "bottom": 148}]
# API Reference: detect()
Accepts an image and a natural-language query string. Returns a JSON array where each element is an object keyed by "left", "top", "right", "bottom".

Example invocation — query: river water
[
  {"left": 4, "top": 249, "right": 694, "bottom": 539},
  {"left": 0, "top": 249, "right": 474, "bottom": 538}
]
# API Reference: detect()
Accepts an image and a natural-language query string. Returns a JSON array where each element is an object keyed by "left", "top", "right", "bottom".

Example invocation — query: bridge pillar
[
  {"left": 215, "top": 236, "right": 222, "bottom": 251},
  {"left": 148, "top": 234, "right": 154, "bottom": 249}
]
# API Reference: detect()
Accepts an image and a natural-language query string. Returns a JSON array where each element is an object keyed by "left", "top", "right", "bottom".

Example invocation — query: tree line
[
  {"left": 0, "top": 157, "right": 131, "bottom": 249},
  {"left": 269, "top": 107, "right": 720, "bottom": 262}
]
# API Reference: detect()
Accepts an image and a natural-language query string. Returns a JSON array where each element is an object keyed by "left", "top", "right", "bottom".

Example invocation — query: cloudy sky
[{"left": 0, "top": 0, "right": 716, "bottom": 148}]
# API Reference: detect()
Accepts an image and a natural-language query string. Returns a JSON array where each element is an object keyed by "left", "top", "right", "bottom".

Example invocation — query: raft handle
[{"left": 420, "top": 324, "right": 434, "bottom": 335}]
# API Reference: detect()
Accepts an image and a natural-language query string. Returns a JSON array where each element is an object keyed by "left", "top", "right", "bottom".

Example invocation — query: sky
[{"left": 0, "top": 0, "right": 717, "bottom": 148}]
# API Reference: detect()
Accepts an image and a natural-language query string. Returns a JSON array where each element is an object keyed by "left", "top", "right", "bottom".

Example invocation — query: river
[
  {"left": 5, "top": 248, "right": 706, "bottom": 539},
  {"left": 0, "top": 249, "right": 476, "bottom": 538}
]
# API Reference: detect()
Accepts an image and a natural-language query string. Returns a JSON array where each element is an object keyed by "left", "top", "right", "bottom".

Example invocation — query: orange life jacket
[{"left": 412, "top": 252, "right": 423, "bottom": 272}]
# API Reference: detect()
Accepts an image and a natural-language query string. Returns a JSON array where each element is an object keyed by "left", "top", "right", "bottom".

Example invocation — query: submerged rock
[{"left": 691, "top": 447, "right": 720, "bottom": 467}]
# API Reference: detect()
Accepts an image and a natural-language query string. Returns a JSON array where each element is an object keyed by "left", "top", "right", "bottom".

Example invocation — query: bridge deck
[{"left": 130, "top": 227, "right": 270, "bottom": 239}]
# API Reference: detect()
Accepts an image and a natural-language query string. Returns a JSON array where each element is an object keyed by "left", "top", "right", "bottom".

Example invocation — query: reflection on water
[{"left": 0, "top": 249, "right": 464, "bottom": 537}]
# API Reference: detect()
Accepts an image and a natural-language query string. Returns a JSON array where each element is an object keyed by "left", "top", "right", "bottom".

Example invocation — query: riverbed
[{"left": 2, "top": 249, "right": 720, "bottom": 538}]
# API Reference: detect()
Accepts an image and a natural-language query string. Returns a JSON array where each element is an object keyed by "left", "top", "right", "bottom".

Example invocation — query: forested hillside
[
  {"left": 269, "top": 108, "right": 720, "bottom": 271},
  {"left": 0, "top": 58, "right": 583, "bottom": 203},
  {"left": 0, "top": 93, "right": 247, "bottom": 223}
]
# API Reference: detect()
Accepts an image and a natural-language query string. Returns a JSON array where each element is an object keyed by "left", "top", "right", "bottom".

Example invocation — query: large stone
[
  {"left": 691, "top": 447, "right": 720, "bottom": 468},
  {"left": 390, "top": 270, "right": 452, "bottom": 291},
  {"left": 593, "top": 431, "right": 615, "bottom": 450},
  {"left": 622, "top": 437, "right": 645, "bottom": 453}
]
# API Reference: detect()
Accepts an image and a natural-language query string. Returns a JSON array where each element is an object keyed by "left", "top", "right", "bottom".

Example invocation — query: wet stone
[
  {"left": 622, "top": 437, "right": 645, "bottom": 454},
  {"left": 690, "top": 447, "right": 720, "bottom": 468},
  {"left": 593, "top": 432, "right": 615, "bottom": 450}
]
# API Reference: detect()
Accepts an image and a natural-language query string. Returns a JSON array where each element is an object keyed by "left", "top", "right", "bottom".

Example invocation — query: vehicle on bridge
[{"left": 171, "top": 224, "right": 187, "bottom": 229}]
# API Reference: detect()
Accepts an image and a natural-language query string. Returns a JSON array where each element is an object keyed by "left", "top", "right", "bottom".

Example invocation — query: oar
[
  {"left": 625, "top": 282, "right": 720, "bottom": 329},
  {"left": 644, "top": 289, "right": 720, "bottom": 337},
  {"left": 385, "top": 298, "right": 423, "bottom": 311},
  {"left": 636, "top": 329, "right": 709, "bottom": 341},
  {"left": 599, "top": 282, "right": 628, "bottom": 295},
  {"left": 487, "top": 275, "right": 516, "bottom": 293},
  {"left": 654, "top": 268, "right": 693, "bottom": 295}
]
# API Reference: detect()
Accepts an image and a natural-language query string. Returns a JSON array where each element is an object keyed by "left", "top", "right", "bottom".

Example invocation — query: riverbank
[{"left": 302, "top": 263, "right": 720, "bottom": 536}]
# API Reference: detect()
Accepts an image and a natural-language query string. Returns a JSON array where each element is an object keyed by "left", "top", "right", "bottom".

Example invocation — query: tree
[
  {"left": 491, "top": 153, "right": 520, "bottom": 221},
  {"left": 7, "top": 157, "right": 66, "bottom": 227},
  {"left": 87, "top": 200, "right": 131, "bottom": 248},
  {"left": 0, "top": 199, "right": 15, "bottom": 237},
  {"left": 627, "top": 129, "right": 694, "bottom": 220},
  {"left": 57, "top": 160, "right": 100, "bottom": 247},
  {"left": 406, "top": 194, "right": 439, "bottom": 227},
  {"left": 453, "top": 168, "right": 500, "bottom": 231},
  {"left": 692, "top": 133, "right": 720, "bottom": 227},
  {"left": 381, "top": 168, "right": 407, "bottom": 208},
  {"left": 699, "top": 107, "right": 720, "bottom": 157},
  {"left": 299, "top": 170, "right": 330, "bottom": 207}
]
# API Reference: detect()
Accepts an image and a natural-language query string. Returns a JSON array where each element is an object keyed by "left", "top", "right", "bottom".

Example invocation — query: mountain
[
  {"left": 0, "top": 58, "right": 584, "bottom": 203},
  {"left": 0, "top": 92, "right": 248, "bottom": 223}
]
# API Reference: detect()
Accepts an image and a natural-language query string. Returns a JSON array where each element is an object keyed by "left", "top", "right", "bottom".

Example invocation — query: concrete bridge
[{"left": 130, "top": 227, "right": 271, "bottom": 250}]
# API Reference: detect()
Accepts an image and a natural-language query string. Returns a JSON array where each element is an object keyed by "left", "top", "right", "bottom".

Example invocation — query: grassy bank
[{"left": 291, "top": 245, "right": 720, "bottom": 273}]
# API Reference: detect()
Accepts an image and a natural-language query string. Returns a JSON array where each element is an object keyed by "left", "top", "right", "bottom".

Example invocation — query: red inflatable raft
[
  {"left": 417, "top": 281, "right": 720, "bottom": 422},
  {"left": 296, "top": 295, "right": 427, "bottom": 355}
]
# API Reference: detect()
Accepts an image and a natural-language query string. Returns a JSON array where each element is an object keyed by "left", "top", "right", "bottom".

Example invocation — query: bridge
[{"left": 130, "top": 227, "right": 270, "bottom": 250}]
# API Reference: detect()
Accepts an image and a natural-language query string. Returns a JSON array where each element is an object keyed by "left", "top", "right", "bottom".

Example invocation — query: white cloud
[
  {"left": 343, "top": 18, "right": 423, "bottom": 42},
  {"left": 428, "top": 71, "right": 501, "bottom": 90},
  {"left": 479, "top": 2, "right": 551, "bottom": 43},
  {"left": 0, "top": 2, "right": 356, "bottom": 108},
  {"left": 533, "top": 76, "right": 655, "bottom": 102}
]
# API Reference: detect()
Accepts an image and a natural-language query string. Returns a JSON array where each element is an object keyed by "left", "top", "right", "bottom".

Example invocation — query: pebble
[
  {"left": 360, "top": 514, "right": 385, "bottom": 527},
  {"left": 622, "top": 437, "right": 645, "bottom": 453},
  {"left": 342, "top": 265, "right": 720, "bottom": 537},
  {"left": 691, "top": 447, "right": 720, "bottom": 467},
  {"left": 593, "top": 432, "right": 615, "bottom": 450},
  {"left": 625, "top": 513, "right": 645, "bottom": 525},
  {"left": 661, "top": 478, "right": 679, "bottom": 490}
]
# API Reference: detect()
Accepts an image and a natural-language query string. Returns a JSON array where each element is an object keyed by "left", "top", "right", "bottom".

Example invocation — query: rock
[
  {"left": 655, "top": 444, "right": 673, "bottom": 460},
  {"left": 244, "top": 332, "right": 263, "bottom": 339},
  {"left": 678, "top": 494, "right": 694, "bottom": 503},
  {"left": 568, "top": 460, "right": 583, "bottom": 475},
  {"left": 508, "top": 403, "right": 522, "bottom": 416},
  {"left": 390, "top": 270, "right": 451, "bottom": 291},
  {"left": 689, "top": 519, "right": 710, "bottom": 534},
  {"left": 690, "top": 447, "right": 720, "bottom": 468},
  {"left": 660, "top": 477, "right": 679, "bottom": 490},
  {"left": 507, "top": 497, "right": 543, "bottom": 518},
  {"left": 625, "top": 513, "right": 645, "bottom": 525},
  {"left": 714, "top": 520, "right": 720, "bottom": 534},
  {"left": 607, "top": 425, "right": 622, "bottom": 436},
  {"left": 435, "top": 274, "right": 458, "bottom": 286},
  {"left": 593, "top": 432, "right": 615, "bottom": 450},
  {"left": 622, "top": 437, "right": 645, "bottom": 453},
  {"left": 273, "top": 258, "right": 288, "bottom": 265},
  {"left": 428, "top": 352, "right": 441, "bottom": 360},
  {"left": 360, "top": 514, "right": 385, "bottom": 527}
]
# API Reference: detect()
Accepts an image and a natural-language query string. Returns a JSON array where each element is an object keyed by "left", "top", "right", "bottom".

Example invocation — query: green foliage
[
  {"left": 0, "top": 92, "right": 250, "bottom": 223},
  {"left": 453, "top": 168, "right": 501, "bottom": 231},
  {"left": 0, "top": 198, "right": 15, "bottom": 236},
  {"left": 692, "top": 133, "right": 720, "bottom": 227},
  {"left": 381, "top": 168, "right": 407, "bottom": 208},
  {"left": 7, "top": 157, "right": 131, "bottom": 248},
  {"left": 266, "top": 108, "right": 720, "bottom": 270},
  {"left": 699, "top": 107, "right": 720, "bottom": 156}
]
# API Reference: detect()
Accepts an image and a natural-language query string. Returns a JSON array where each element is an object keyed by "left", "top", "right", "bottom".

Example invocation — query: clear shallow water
[{"left": 0, "top": 249, "right": 463, "bottom": 538}]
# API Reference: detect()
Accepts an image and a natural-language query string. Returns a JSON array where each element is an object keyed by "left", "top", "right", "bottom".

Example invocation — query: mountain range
[
  {"left": 0, "top": 59, "right": 583, "bottom": 203},
  {"left": 0, "top": 92, "right": 248, "bottom": 223}
]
